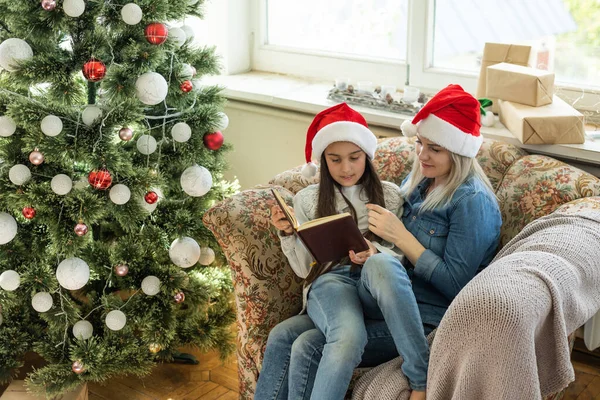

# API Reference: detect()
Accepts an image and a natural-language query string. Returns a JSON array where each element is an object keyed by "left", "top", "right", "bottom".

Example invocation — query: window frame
[{"left": 248, "top": 0, "right": 600, "bottom": 113}]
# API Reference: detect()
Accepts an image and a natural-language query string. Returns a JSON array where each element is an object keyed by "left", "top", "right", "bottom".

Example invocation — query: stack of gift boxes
[{"left": 476, "top": 42, "right": 586, "bottom": 145}]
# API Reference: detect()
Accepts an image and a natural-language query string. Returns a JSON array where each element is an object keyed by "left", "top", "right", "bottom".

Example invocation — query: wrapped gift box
[
  {"left": 0, "top": 381, "right": 87, "bottom": 400},
  {"left": 487, "top": 63, "right": 554, "bottom": 107},
  {"left": 476, "top": 42, "right": 532, "bottom": 113},
  {"left": 499, "top": 96, "right": 585, "bottom": 145}
]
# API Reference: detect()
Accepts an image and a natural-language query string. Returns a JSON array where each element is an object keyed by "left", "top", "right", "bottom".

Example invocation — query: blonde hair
[{"left": 400, "top": 151, "right": 496, "bottom": 213}]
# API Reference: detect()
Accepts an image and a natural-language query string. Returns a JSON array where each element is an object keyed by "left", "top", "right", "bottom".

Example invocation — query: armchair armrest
[{"left": 203, "top": 185, "right": 303, "bottom": 398}]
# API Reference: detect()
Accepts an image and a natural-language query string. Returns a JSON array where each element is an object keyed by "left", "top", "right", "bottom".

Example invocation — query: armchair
[{"left": 203, "top": 136, "right": 600, "bottom": 399}]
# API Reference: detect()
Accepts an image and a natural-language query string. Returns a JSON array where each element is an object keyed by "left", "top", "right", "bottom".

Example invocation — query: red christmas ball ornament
[
  {"left": 144, "top": 191, "right": 158, "bottom": 204},
  {"left": 41, "top": 0, "right": 56, "bottom": 11},
  {"left": 74, "top": 222, "right": 88, "bottom": 237},
  {"left": 82, "top": 59, "right": 106, "bottom": 82},
  {"left": 174, "top": 291, "right": 185, "bottom": 304},
  {"left": 29, "top": 149, "right": 44, "bottom": 165},
  {"left": 180, "top": 80, "right": 193, "bottom": 93},
  {"left": 88, "top": 169, "right": 112, "bottom": 190},
  {"left": 114, "top": 264, "right": 129, "bottom": 277},
  {"left": 144, "top": 22, "right": 168, "bottom": 45},
  {"left": 71, "top": 360, "right": 85, "bottom": 374},
  {"left": 22, "top": 206, "right": 36, "bottom": 219},
  {"left": 203, "top": 131, "right": 224, "bottom": 151},
  {"left": 118, "top": 127, "right": 133, "bottom": 141}
]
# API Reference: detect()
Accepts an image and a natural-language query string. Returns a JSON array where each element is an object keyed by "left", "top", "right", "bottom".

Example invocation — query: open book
[{"left": 272, "top": 188, "right": 368, "bottom": 264}]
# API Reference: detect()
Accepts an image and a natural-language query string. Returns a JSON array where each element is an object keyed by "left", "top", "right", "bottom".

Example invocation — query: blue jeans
[
  {"left": 358, "top": 253, "right": 430, "bottom": 390},
  {"left": 255, "top": 254, "right": 431, "bottom": 398},
  {"left": 305, "top": 266, "right": 366, "bottom": 400},
  {"left": 254, "top": 316, "right": 398, "bottom": 400}
]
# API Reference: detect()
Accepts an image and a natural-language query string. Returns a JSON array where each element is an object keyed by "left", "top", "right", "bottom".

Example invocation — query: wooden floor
[
  {"left": 4, "top": 341, "right": 600, "bottom": 399},
  {"left": 88, "top": 348, "right": 238, "bottom": 400},
  {"left": 564, "top": 345, "right": 600, "bottom": 400},
  {"left": 89, "top": 345, "right": 600, "bottom": 400}
]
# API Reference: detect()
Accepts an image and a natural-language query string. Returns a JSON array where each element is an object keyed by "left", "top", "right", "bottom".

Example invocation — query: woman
[{"left": 257, "top": 85, "right": 502, "bottom": 400}]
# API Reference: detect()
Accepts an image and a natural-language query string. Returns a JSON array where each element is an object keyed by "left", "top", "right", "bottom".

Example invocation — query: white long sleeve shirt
[{"left": 278, "top": 181, "right": 405, "bottom": 313}]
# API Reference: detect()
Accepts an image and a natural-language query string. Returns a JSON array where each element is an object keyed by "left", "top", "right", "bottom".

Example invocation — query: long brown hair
[{"left": 304, "top": 151, "right": 386, "bottom": 284}]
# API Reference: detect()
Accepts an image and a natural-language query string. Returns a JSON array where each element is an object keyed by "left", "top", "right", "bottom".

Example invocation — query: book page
[
  {"left": 297, "top": 212, "right": 351, "bottom": 231},
  {"left": 271, "top": 188, "right": 299, "bottom": 229}
]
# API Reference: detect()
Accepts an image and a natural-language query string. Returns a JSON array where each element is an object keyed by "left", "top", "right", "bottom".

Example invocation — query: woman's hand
[
  {"left": 349, "top": 239, "right": 377, "bottom": 264},
  {"left": 366, "top": 204, "right": 407, "bottom": 245},
  {"left": 270, "top": 205, "right": 294, "bottom": 235}
]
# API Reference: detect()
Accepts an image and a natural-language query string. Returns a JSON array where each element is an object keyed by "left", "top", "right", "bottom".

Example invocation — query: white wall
[
  {"left": 222, "top": 101, "right": 600, "bottom": 190},
  {"left": 222, "top": 101, "right": 400, "bottom": 189}
]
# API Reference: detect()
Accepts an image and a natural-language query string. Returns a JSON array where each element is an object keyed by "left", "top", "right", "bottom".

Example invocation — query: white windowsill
[{"left": 202, "top": 71, "right": 600, "bottom": 165}]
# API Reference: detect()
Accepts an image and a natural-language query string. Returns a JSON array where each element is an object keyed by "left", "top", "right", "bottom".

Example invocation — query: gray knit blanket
[{"left": 354, "top": 210, "right": 600, "bottom": 400}]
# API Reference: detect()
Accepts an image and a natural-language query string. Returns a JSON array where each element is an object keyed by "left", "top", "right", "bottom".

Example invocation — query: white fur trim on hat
[
  {"left": 301, "top": 161, "right": 318, "bottom": 178},
  {"left": 311, "top": 121, "right": 377, "bottom": 161},
  {"left": 401, "top": 119, "right": 418, "bottom": 137},
  {"left": 481, "top": 110, "right": 495, "bottom": 127},
  {"left": 416, "top": 114, "right": 483, "bottom": 158}
]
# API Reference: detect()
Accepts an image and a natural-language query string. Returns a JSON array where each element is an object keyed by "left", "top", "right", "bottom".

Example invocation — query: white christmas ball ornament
[
  {"left": 180, "top": 164, "right": 213, "bottom": 197},
  {"left": 9, "top": 164, "right": 31, "bottom": 185},
  {"left": 0, "top": 270, "right": 20, "bottom": 291},
  {"left": 181, "top": 25, "right": 195, "bottom": 41},
  {"left": 51, "top": 174, "right": 73, "bottom": 195},
  {"left": 141, "top": 275, "right": 161, "bottom": 295},
  {"left": 63, "top": 0, "right": 85, "bottom": 17},
  {"left": 0, "top": 115, "right": 17, "bottom": 137},
  {"left": 169, "top": 27, "right": 186, "bottom": 47},
  {"left": 0, "top": 38, "right": 33, "bottom": 72},
  {"left": 171, "top": 122, "right": 192, "bottom": 143},
  {"left": 135, "top": 72, "right": 168, "bottom": 105},
  {"left": 121, "top": 3, "right": 143, "bottom": 25},
  {"left": 0, "top": 213, "right": 18, "bottom": 245},
  {"left": 180, "top": 64, "right": 195, "bottom": 79},
  {"left": 199, "top": 247, "right": 216, "bottom": 266},
  {"left": 73, "top": 320, "right": 93, "bottom": 340},
  {"left": 136, "top": 134, "right": 157, "bottom": 155},
  {"left": 41, "top": 115, "right": 63, "bottom": 137},
  {"left": 82, "top": 105, "right": 102, "bottom": 126},
  {"left": 105, "top": 310, "right": 126, "bottom": 331},
  {"left": 56, "top": 257, "right": 90, "bottom": 290},
  {"left": 73, "top": 177, "right": 89, "bottom": 190},
  {"left": 109, "top": 184, "right": 131, "bottom": 205},
  {"left": 32, "top": 292, "right": 53, "bottom": 312},
  {"left": 215, "top": 112, "right": 229, "bottom": 131},
  {"left": 169, "top": 237, "right": 201, "bottom": 268}
]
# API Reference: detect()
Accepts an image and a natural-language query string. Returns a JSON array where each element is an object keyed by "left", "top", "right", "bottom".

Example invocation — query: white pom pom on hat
[
  {"left": 302, "top": 103, "right": 377, "bottom": 177},
  {"left": 400, "top": 84, "right": 484, "bottom": 158}
]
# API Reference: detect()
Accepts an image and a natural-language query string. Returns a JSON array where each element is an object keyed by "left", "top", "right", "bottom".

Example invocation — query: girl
[{"left": 254, "top": 103, "right": 404, "bottom": 400}]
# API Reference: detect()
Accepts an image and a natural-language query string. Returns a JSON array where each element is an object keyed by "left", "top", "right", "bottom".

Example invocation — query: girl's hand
[
  {"left": 366, "top": 204, "right": 407, "bottom": 245},
  {"left": 270, "top": 205, "right": 294, "bottom": 235},
  {"left": 349, "top": 239, "right": 377, "bottom": 265}
]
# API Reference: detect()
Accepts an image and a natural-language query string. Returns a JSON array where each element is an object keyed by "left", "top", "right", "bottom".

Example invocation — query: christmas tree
[{"left": 0, "top": 0, "right": 237, "bottom": 396}]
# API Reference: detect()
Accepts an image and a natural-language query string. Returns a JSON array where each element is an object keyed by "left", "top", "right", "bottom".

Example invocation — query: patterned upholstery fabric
[
  {"left": 496, "top": 155, "right": 600, "bottom": 247},
  {"left": 203, "top": 136, "right": 597, "bottom": 400}
]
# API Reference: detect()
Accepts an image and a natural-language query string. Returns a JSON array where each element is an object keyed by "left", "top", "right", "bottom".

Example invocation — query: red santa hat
[
  {"left": 301, "top": 103, "right": 377, "bottom": 177},
  {"left": 400, "top": 84, "right": 483, "bottom": 158}
]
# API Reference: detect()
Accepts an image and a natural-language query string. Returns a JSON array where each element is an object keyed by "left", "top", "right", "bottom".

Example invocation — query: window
[
  {"left": 267, "top": 0, "right": 408, "bottom": 62},
  {"left": 251, "top": 0, "right": 600, "bottom": 104},
  {"left": 430, "top": 0, "right": 600, "bottom": 89}
]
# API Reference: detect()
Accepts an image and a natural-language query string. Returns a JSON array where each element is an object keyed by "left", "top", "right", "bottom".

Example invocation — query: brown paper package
[
  {"left": 476, "top": 42, "right": 532, "bottom": 113},
  {"left": 487, "top": 63, "right": 554, "bottom": 107},
  {"left": 499, "top": 96, "right": 585, "bottom": 145}
]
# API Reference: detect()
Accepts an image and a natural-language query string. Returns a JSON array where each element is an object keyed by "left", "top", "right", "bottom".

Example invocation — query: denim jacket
[{"left": 401, "top": 175, "right": 502, "bottom": 327}]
